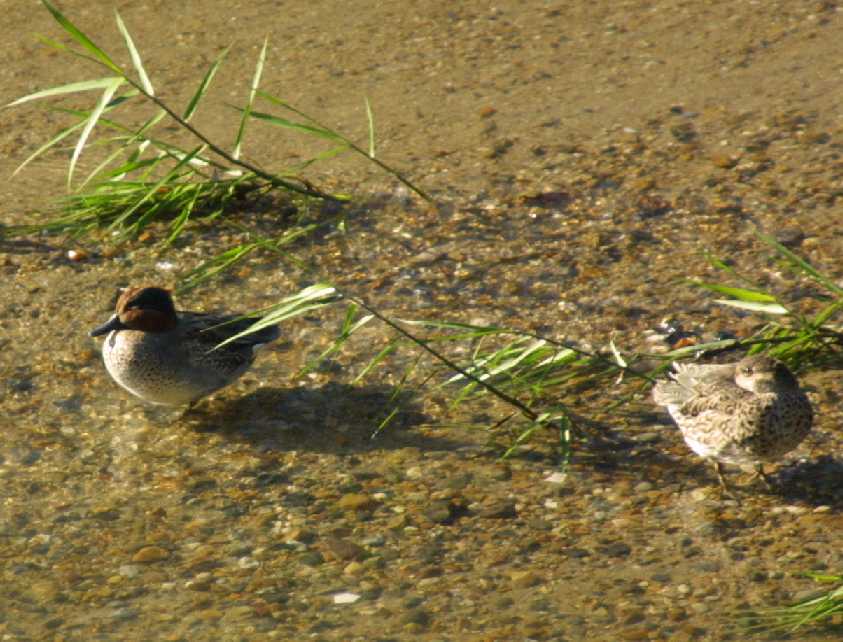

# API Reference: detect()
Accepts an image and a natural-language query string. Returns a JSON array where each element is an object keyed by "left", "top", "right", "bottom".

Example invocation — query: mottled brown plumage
[{"left": 652, "top": 355, "right": 813, "bottom": 489}]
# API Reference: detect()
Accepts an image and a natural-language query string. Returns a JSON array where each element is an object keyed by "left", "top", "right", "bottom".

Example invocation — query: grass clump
[
  {"left": 6, "top": 1, "right": 426, "bottom": 284},
  {"left": 739, "top": 573, "right": 843, "bottom": 634}
]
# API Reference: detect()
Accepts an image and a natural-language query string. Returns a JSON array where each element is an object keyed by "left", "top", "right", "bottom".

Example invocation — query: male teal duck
[{"left": 90, "top": 286, "right": 280, "bottom": 406}]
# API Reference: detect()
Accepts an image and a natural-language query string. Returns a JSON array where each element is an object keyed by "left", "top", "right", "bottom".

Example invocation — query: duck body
[
  {"left": 652, "top": 355, "right": 813, "bottom": 481},
  {"left": 91, "top": 287, "right": 280, "bottom": 406}
]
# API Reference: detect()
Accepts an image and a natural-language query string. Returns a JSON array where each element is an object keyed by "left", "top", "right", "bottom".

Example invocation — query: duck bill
[{"left": 89, "top": 314, "right": 126, "bottom": 337}]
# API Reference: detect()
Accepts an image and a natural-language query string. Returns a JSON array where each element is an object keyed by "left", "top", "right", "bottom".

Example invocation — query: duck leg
[
  {"left": 714, "top": 461, "right": 730, "bottom": 491},
  {"left": 752, "top": 463, "right": 774, "bottom": 490},
  {"left": 712, "top": 462, "right": 740, "bottom": 501}
]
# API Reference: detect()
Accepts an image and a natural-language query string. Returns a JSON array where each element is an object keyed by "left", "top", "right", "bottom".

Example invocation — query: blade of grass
[
  {"left": 213, "top": 284, "right": 340, "bottom": 348},
  {"left": 756, "top": 231, "right": 843, "bottom": 296},
  {"left": 41, "top": 0, "right": 123, "bottom": 74},
  {"left": 107, "top": 144, "right": 205, "bottom": 234},
  {"left": 183, "top": 45, "right": 230, "bottom": 121},
  {"left": 6, "top": 77, "right": 125, "bottom": 107},
  {"left": 713, "top": 299, "right": 789, "bottom": 315},
  {"left": 11, "top": 118, "right": 86, "bottom": 175},
  {"left": 247, "top": 109, "right": 346, "bottom": 142},
  {"left": 692, "top": 281, "right": 781, "bottom": 303},
  {"left": 68, "top": 76, "right": 124, "bottom": 187},
  {"left": 115, "top": 9, "right": 154, "bottom": 95},
  {"left": 353, "top": 339, "right": 400, "bottom": 383},
  {"left": 233, "top": 37, "right": 268, "bottom": 160},
  {"left": 364, "top": 96, "right": 375, "bottom": 158},
  {"left": 256, "top": 90, "right": 432, "bottom": 201},
  {"left": 297, "top": 305, "right": 375, "bottom": 376}
]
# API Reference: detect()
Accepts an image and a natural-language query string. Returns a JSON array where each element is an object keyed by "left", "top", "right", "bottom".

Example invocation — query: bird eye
[{"left": 741, "top": 367, "right": 753, "bottom": 375}]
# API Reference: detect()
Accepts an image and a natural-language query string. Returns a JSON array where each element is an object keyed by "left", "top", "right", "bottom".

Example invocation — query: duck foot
[
  {"left": 752, "top": 463, "right": 775, "bottom": 491},
  {"left": 713, "top": 462, "right": 741, "bottom": 503}
]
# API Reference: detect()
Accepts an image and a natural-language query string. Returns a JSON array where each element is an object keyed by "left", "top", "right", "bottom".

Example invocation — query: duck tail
[{"left": 652, "top": 379, "right": 689, "bottom": 407}]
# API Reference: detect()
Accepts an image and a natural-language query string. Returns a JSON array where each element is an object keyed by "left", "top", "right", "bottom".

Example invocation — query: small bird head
[
  {"left": 90, "top": 286, "right": 178, "bottom": 336},
  {"left": 734, "top": 355, "right": 798, "bottom": 393}
]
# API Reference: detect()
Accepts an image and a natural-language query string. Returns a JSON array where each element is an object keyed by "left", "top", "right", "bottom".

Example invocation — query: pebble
[
  {"left": 422, "top": 500, "right": 452, "bottom": 523},
  {"left": 131, "top": 546, "right": 170, "bottom": 563},
  {"left": 479, "top": 500, "right": 517, "bottom": 519},
  {"left": 323, "top": 537, "right": 367, "bottom": 561},
  {"left": 333, "top": 592, "right": 361, "bottom": 605},
  {"left": 343, "top": 561, "right": 365, "bottom": 576},
  {"left": 544, "top": 471, "right": 567, "bottom": 484},
  {"left": 509, "top": 570, "right": 541, "bottom": 588},
  {"left": 337, "top": 493, "right": 379, "bottom": 512}
]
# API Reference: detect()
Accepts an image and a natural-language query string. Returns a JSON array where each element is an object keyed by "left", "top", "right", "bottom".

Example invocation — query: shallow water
[{"left": 3, "top": 1, "right": 843, "bottom": 641}]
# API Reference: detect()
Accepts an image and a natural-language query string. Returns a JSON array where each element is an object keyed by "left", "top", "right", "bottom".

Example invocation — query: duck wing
[{"left": 181, "top": 312, "right": 281, "bottom": 348}]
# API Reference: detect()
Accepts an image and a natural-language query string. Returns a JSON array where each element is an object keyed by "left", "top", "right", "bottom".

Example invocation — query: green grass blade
[
  {"left": 713, "top": 299, "right": 789, "bottom": 315},
  {"left": 12, "top": 118, "right": 86, "bottom": 175},
  {"left": 811, "top": 300, "right": 843, "bottom": 328},
  {"left": 692, "top": 281, "right": 780, "bottom": 303},
  {"left": 297, "top": 305, "right": 375, "bottom": 377},
  {"left": 364, "top": 96, "right": 375, "bottom": 158},
  {"left": 183, "top": 45, "right": 230, "bottom": 121},
  {"left": 78, "top": 139, "right": 135, "bottom": 189},
  {"left": 69, "top": 77, "right": 124, "bottom": 188},
  {"left": 257, "top": 89, "right": 432, "bottom": 201},
  {"left": 6, "top": 77, "right": 125, "bottom": 107},
  {"left": 756, "top": 231, "right": 843, "bottom": 296},
  {"left": 114, "top": 10, "right": 154, "bottom": 95},
  {"left": 247, "top": 109, "right": 345, "bottom": 142},
  {"left": 107, "top": 144, "right": 205, "bottom": 233},
  {"left": 354, "top": 339, "right": 400, "bottom": 383},
  {"left": 41, "top": 0, "right": 122, "bottom": 74},
  {"left": 233, "top": 37, "right": 267, "bottom": 159},
  {"left": 214, "top": 284, "right": 340, "bottom": 348},
  {"left": 165, "top": 183, "right": 203, "bottom": 244}
]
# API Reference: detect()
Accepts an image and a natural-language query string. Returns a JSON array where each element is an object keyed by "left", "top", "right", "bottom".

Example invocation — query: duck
[
  {"left": 652, "top": 354, "right": 813, "bottom": 490},
  {"left": 90, "top": 286, "right": 280, "bottom": 406}
]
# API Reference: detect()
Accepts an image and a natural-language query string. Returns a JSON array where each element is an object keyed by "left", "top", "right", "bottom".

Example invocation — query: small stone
[
  {"left": 711, "top": 151, "right": 740, "bottom": 168},
  {"left": 401, "top": 608, "right": 431, "bottom": 627},
  {"left": 386, "top": 514, "right": 410, "bottom": 530},
  {"left": 131, "top": 546, "right": 170, "bottom": 563},
  {"left": 323, "top": 537, "right": 366, "bottom": 561},
  {"left": 479, "top": 500, "right": 517, "bottom": 519},
  {"left": 544, "top": 471, "right": 567, "bottom": 484},
  {"left": 509, "top": 570, "right": 541, "bottom": 588},
  {"left": 333, "top": 591, "right": 361, "bottom": 604},
  {"left": 343, "top": 561, "right": 365, "bottom": 576},
  {"left": 690, "top": 488, "right": 710, "bottom": 502},
  {"left": 287, "top": 527, "right": 316, "bottom": 543},
  {"left": 423, "top": 501, "right": 453, "bottom": 524},
  {"left": 777, "top": 228, "right": 805, "bottom": 248},
  {"left": 337, "top": 493, "right": 378, "bottom": 512},
  {"left": 66, "top": 249, "right": 88, "bottom": 262},
  {"left": 298, "top": 552, "right": 325, "bottom": 567},
  {"left": 601, "top": 542, "right": 632, "bottom": 558}
]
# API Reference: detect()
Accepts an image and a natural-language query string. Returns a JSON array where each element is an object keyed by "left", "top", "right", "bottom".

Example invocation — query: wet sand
[{"left": 2, "top": 1, "right": 843, "bottom": 640}]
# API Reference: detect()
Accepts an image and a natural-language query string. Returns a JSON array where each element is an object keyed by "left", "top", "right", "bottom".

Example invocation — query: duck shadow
[
  {"left": 771, "top": 456, "right": 843, "bottom": 508},
  {"left": 181, "top": 382, "right": 466, "bottom": 454}
]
